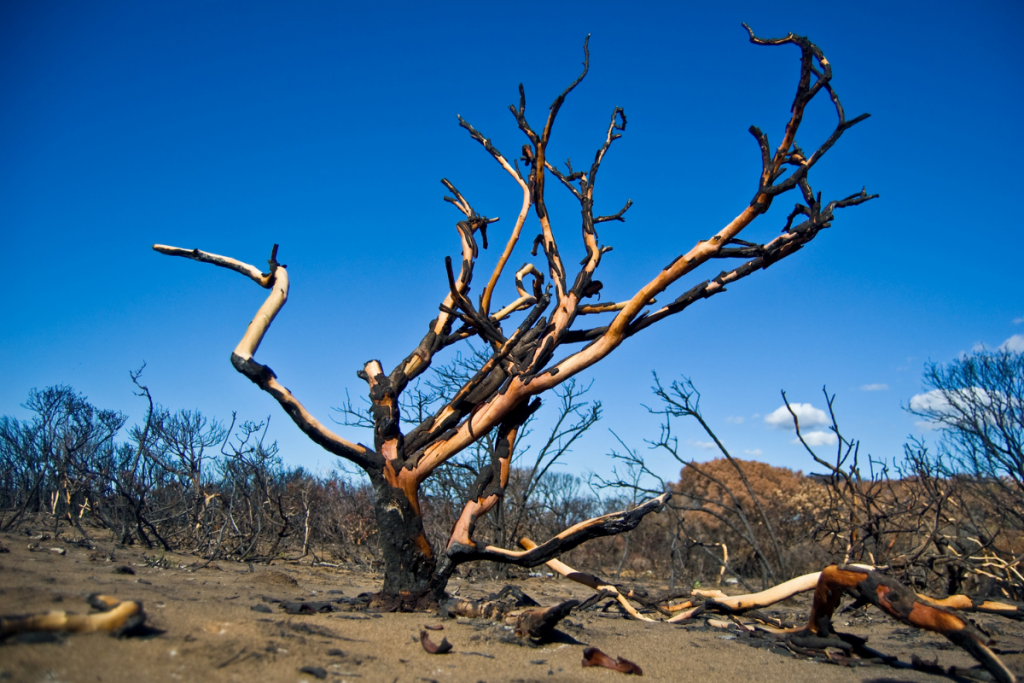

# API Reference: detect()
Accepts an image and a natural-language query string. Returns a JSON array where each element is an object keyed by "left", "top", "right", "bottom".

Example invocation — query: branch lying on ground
[
  {"left": 1, "top": 594, "right": 147, "bottom": 639},
  {"left": 916, "top": 593, "right": 1024, "bottom": 620},
  {"left": 529, "top": 549, "right": 1017, "bottom": 681},
  {"left": 519, "top": 537, "right": 656, "bottom": 621},
  {"left": 801, "top": 565, "right": 1016, "bottom": 683}
]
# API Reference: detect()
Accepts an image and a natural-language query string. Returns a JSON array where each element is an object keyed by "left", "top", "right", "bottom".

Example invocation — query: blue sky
[{"left": 2, "top": 0, "right": 1022, "bottom": 485}]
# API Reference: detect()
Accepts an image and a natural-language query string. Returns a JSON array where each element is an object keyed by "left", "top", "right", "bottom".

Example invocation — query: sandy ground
[{"left": 1, "top": 526, "right": 1022, "bottom": 683}]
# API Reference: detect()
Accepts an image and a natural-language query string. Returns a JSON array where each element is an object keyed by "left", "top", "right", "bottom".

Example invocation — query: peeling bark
[{"left": 802, "top": 565, "right": 1016, "bottom": 683}]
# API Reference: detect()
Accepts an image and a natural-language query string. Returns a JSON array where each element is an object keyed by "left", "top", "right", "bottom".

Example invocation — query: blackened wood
[
  {"left": 803, "top": 565, "right": 1016, "bottom": 683},
  {"left": 515, "top": 600, "right": 579, "bottom": 640},
  {"left": 230, "top": 353, "right": 380, "bottom": 472},
  {"left": 446, "top": 493, "right": 668, "bottom": 567}
]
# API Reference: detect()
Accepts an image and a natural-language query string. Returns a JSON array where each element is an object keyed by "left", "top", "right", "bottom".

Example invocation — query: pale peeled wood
[
  {"left": 479, "top": 150, "right": 531, "bottom": 318},
  {"left": 0, "top": 599, "right": 141, "bottom": 636},
  {"left": 234, "top": 267, "right": 287, "bottom": 360},
  {"left": 693, "top": 572, "right": 822, "bottom": 611},
  {"left": 152, "top": 245, "right": 371, "bottom": 462}
]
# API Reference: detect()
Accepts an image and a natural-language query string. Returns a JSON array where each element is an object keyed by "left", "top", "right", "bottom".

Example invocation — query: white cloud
[
  {"left": 910, "top": 387, "right": 1014, "bottom": 432},
  {"left": 911, "top": 387, "right": 999, "bottom": 414},
  {"left": 914, "top": 420, "right": 941, "bottom": 432},
  {"left": 690, "top": 440, "right": 718, "bottom": 450},
  {"left": 764, "top": 403, "right": 828, "bottom": 431},
  {"left": 971, "top": 342, "right": 987, "bottom": 353},
  {"left": 1014, "top": 317, "right": 1024, "bottom": 325},
  {"left": 725, "top": 416, "right": 744, "bottom": 425},
  {"left": 909, "top": 389, "right": 947, "bottom": 413},
  {"left": 860, "top": 383, "right": 889, "bottom": 392},
  {"left": 744, "top": 449, "right": 763, "bottom": 456},
  {"left": 1000, "top": 334, "right": 1024, "bottom": 353},
  {"left": 796, "top": 431, "right": 838, "bottom": 446}
]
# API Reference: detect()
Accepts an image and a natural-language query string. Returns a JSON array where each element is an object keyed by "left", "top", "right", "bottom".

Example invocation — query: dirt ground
[{"left": 1, "top": 527, "right": 1022, "bottom": 683}]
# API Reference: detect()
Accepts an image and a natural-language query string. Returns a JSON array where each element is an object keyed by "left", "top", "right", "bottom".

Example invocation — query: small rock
[{"left": 298, "top": 666, "right": 327, "bottom": 679}]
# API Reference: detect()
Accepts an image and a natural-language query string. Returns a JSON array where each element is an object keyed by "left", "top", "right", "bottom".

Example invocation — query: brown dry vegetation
[{"left": 672, "top": 458, "right": 830, "bottom": 581}]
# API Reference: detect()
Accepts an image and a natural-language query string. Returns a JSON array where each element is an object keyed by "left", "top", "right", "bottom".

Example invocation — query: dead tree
[{"left": 153, "top": 26, "right": 876, "bottom": 608}]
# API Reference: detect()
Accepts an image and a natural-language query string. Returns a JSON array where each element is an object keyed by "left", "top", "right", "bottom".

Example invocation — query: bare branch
[
  {"left": 153, "top": 244, "right": 276, "bottom": 287},
  {"left": 456, "top": 117, "right": 533, "bottom": 317},
  {"left": 444, "top": 492, "right": 668, "bottom": 567},
  {"left": 389, "top": 184, "right": 497, "bottom": 391},
  {"left": 594, "top": 198, "right": 633, "bottom": 224},
  {"left": 153, "top": 244, "right": 379, "bottom": 471}
]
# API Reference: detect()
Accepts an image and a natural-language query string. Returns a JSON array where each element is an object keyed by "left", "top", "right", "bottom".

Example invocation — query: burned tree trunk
[
  {"left": 369, "top": 470, "right": 437, "bottom": 604},
  {"left": 153, "top": 26, "right": 876, "bottom": 608}
]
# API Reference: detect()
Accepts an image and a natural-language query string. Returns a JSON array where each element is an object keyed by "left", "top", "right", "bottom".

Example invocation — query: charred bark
[{"left": 368, "top": 470, "right": 440, "bottom": 608}]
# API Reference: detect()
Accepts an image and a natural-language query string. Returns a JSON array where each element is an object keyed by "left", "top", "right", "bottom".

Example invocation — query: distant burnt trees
[{"left": 0, "top": 376, "right": 378, "bottom": 565}]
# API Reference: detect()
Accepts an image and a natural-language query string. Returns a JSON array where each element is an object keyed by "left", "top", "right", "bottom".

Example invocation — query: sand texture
[{"left": 2, "top": 527, "right": 1022, "bottom": 683}]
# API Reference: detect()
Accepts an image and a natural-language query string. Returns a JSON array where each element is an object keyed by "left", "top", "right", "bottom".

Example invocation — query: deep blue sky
[{"left": 2, "top": 1, "right": 1022, "bottom": 484}]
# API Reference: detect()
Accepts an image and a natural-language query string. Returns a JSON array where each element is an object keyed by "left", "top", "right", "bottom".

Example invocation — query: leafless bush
[
  {"left": 0, "top": 369, "right": 603, "bottom": 573},
  {"left": 590, "top": 370, "right": 1023, "bottom": 600},
  {"left": 905, "top": 349, "right": 1024, "bottom": 597},
  {"left": 0, "top": 373, "right": 379, "bottom": 567},
  {"left": 783, "top": 381, "right": 1023, "bottom": 599},
  {"left": 591, "top": 375, "right": 798, "bottom": 590},
  {"left": 0, "top": 384, "right": 125, "bottom": 537}
]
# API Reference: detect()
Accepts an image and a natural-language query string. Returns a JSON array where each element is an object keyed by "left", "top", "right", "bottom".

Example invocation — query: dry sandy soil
[{"left": 1, "top": 526, "right": 1022, "bottom": 683}]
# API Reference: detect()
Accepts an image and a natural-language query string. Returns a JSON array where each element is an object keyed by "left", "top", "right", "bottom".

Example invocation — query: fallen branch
[
  {"left": 694, "top": 571, "right": 822, "bottom": 613},
  {"left": 442, "top": 589, "right": 576, "bottom": 642},
  {"left": 0, "top": 594, "right": 146, "bottom": 639},
  {"left": 802, "top": 565, "right": 1016, "bottom": 683},
  {"left": 519, "top": 537, "right": 655, "bottom": 621},
  {"left": 916, "top": 593, "right": 1024, "bottom": 620}
]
